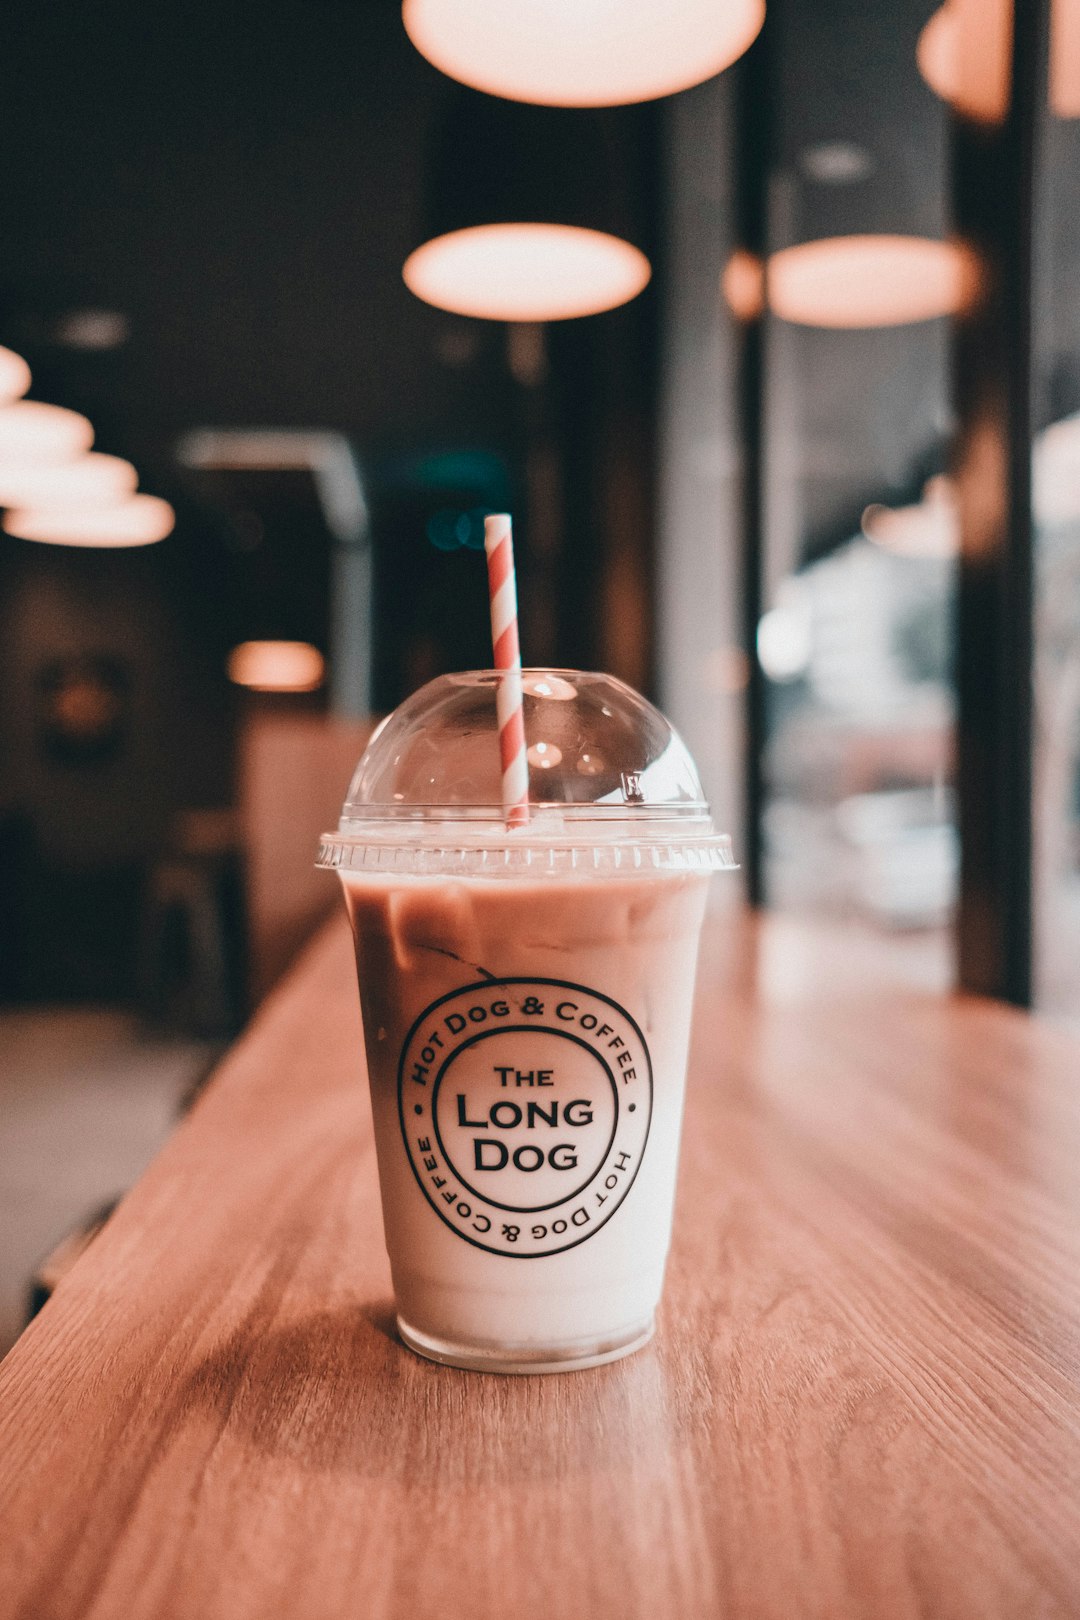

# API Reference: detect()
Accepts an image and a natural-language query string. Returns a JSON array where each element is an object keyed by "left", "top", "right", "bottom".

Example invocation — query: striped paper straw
[{"left": 484, "top": 512, "right": 529, "bottom": 829}]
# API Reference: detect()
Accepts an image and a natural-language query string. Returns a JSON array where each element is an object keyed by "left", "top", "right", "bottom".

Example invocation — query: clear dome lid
[{"left": 317, "top": 669, "right": 735, "bottom": 876}]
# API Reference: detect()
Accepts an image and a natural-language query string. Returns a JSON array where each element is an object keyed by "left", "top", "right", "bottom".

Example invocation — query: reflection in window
[
  {"left": 1034, "top": 410, "right": 1080, "bottom": 1017},
  {"left": 757, "top": 3, "right": 956, "bottom": 974},
  {"left": 1033, "top": 98, "right": 1080, "bottom": 1020},
  {"left": 763, "top": 529, "right": 956, "bottom": 931}
]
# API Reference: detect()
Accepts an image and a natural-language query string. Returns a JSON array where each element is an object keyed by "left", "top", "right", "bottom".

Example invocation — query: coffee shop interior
[{"left": 3, "top": 1, "right": 1080, "bottom": 1614}]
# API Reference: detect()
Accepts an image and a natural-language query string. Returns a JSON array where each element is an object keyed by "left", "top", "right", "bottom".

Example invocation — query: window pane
[
  {"left": 760, "top": 2, "right": 956, "bottom": 983},
  {"left": 1033, "top": 78, "right": 1080, "bottom": 1020}
]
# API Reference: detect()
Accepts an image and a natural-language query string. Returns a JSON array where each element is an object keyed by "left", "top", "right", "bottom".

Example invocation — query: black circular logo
[{"left": 397, "top": 977, "right": 652, "bottom": 1258}]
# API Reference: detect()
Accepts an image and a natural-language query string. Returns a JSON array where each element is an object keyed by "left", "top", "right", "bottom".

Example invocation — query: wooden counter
[{"left": 2, "top": 909, "right": 1080, "bottom": 1619}]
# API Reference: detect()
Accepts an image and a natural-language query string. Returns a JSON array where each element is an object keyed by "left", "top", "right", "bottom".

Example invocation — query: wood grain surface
[{"left": 2, "top": 908, "right": 1079, "bottom": 1620}]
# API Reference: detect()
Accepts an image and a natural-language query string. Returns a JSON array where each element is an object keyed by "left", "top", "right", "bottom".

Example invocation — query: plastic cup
[{"left": 318, "top": 669, "right": 734, "bottom": 1373}]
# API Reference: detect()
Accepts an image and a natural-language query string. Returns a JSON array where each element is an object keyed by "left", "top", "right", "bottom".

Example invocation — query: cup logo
[{"left": 397, "top": 977, "right": 652, "bottom": 1257}]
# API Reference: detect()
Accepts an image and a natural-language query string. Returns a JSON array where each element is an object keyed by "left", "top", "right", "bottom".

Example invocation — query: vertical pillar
[
  {"left": 734, "top": 24, "right": 772, "bottom": 907},
  {"left": 952, "top": 0, "right": 1049, "bottom": 1002}
]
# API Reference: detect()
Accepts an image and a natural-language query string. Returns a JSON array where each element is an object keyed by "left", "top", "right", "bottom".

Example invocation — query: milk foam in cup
[{"left": 317, "top": 669, "right": 735, "bottom": 1373}]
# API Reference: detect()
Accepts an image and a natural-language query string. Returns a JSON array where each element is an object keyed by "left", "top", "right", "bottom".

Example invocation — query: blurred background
[{"left": 1, "top": 0, "right": 1078, "bottom": 1351}]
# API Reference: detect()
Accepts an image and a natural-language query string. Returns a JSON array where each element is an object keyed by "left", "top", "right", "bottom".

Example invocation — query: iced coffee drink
[{"left": 319, "top": 670, "right": 733, "bottom": 1372}]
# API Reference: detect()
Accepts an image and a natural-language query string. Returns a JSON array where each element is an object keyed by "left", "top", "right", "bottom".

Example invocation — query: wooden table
[{"left": 2, "top": 909, "right": 1080, "bottom": 1619}]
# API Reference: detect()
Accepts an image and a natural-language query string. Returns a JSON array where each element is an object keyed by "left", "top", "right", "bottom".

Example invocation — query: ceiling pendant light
[
  {"left": 402, "top": 0, "right": 764, "bottom": 107},
  {"left": 3, "top": 493, "right": 175, "bottom": 548},
  {"left": 722, "top": 87, "right": 979, "bottom": 332},
  {"left": 404, "top": 92, "right": 651, "bottom": 321},
  {"left": 405, "top": 224, "right": 649, "bottom": 322},
  {"left": 734, "top": 235, "right": 978, "bottom": 329},
  {"left": 0, "top": 453, "right": 137, "bottom": 510},
  {"left": 226, "top": 641, "right": 326, "bottom": 693},
  {"left": 0, "top": 400, "right": 94, "bottom": 464},
  {"left": 721, "top": 249, "right": 766, "bottom": 321},
  {"left": 916, "top": 0, "right": 1011, "bottom": 126},
  {"left": 1051, "top": 0, "right": 1080, "bottom": 116},
  {"left": 0, "top": 359, "right": 164, "bottom": 550},
  {"left": 918, "top": 0, "right": 1080, "bottom": 123},
  {"left": 0, "top": 346, "right": 31, "bottom": 405}
]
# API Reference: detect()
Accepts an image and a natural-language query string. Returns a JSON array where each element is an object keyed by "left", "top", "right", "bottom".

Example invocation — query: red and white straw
[{"left": 484, "top": 512, "right": 529, "bottom": 829}]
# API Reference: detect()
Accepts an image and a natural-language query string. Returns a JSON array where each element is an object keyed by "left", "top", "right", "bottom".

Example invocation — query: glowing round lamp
[
  {"left": 767, "top": 235, "right": 976, "bottom": 328},
  {"left": 721, "top": 250, "right": 766, "bottom": 321},
  {"left": 1051, "top": 0, "right": 1080, "bottom": 117},
  {"left": 402, "top": 0, "right": 764, "bottom": 107},
  {"left": 407, "top": 92, "right": 652, "bottom": 322},
  {"left": 404, "top": 224, "right": 650, "bottom": 321},
  {"left": 0, "top": 401, "right": 94, "bottom": 464},
  {"left": 919, "top": 0, "right": 1080, "bottom": 122},
  {"left": 917, "top": 1, "right": 1011, "bottom": 126},
  {"left": 0, "top": 453, "right": 137, "bottom": 510},
  {"left": 0, "top": 347, "right": 31, "bottom": 405},
  {"left": 227, "top": 641, "right": 325, "bottom": 693},
  {"left": 411, "top": 96, "right": 650, "bottom": 324},
  {"left": 3, "top": 494, "right": 174, "bottom": 547}
]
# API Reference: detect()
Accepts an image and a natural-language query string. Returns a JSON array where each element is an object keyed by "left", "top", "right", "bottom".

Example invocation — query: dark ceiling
[
  {"left": 1, "top": 0, "right": 1076, "bottom": 568},
  {"left": 0, "top": 0, "right": 518, "bottom": 475}
]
